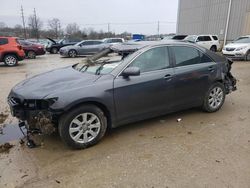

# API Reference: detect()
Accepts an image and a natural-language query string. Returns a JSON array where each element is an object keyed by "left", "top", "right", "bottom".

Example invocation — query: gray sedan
[{"left": 59, "top": 40, "right": 109, "bottom": 57}]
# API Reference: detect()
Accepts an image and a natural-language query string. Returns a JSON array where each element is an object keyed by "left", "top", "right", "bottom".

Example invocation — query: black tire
[
  {"left": 68, "top": 49, "right": 77, "bottom": 58},
  {"left": 202, "top": 82, "right": 226, "bottom": 113},
  {"left": 51, "top": 47, "right": 58, "bottom": 54},
  {"left": 210, "top": 46, "right": 217, "bottom": 52},
  {"left": 59, "top": 105, "right": 107, "bottom": 149},
  {"left": 245, "top": 50, "right": 250, "bottom": 61},
  {"left": 27, "top": 51, "right": 36, "bottom": 59},
  {"left": 4, "top": 54, "right": 18, "bottom": 66}
]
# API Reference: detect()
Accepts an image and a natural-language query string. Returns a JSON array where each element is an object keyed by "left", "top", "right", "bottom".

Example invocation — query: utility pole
[
  {"left": 108, "top": 23, "right": 110, "bottom": 33},
  {"left": 224, "top": 0, "right": 232, "bottom": 46},
  {"left": 157, "top": 21, "right": 160, "bottom": 36},
  {"left": 33, "top": 8, "right": 39, "bottom": 40},
  {"left": 20, "top": 6, "right": 27, "bottom": 39}
]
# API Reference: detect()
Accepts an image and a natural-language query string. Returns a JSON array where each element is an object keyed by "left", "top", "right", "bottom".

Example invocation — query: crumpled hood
[{"left": 12, "top": 66, "right": 100, "bottom": 99}]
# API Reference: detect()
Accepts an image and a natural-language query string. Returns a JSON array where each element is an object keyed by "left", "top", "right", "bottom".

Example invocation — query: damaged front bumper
[{"left": 7, "top": 95, "right": 62, "bottom": 135}]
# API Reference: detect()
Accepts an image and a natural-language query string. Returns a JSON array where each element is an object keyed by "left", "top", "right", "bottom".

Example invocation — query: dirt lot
[{"left": 0, "top": 54, "right": 249, "bottom": 188}]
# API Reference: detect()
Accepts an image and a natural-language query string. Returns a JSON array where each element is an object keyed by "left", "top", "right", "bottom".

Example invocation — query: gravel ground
[{"left": 0, "top": 54, "right": 249, "bottom": 188}]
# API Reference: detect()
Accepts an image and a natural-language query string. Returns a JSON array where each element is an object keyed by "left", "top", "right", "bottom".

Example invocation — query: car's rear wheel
[
  {"left": 27, "top": 51, "right": 36, "bottom": 59},
  {"left": 245, "top": 50, "right": 250, "bottom": 61},
  {"left": 51, "top": 47, "right": 58, "bottom": 54},
  {"left": 68, "top": 50, "right": 77, "bottom": 58},
  {"left": 4, "top": 54, "right": 18, "bottom": 66},
  {"left": 210, "top": 46, "right": 217, "bottom": 52},
  {"left": 202, "top": 82, "right": 226, "bottom": 112},
  {"left": 59, "top": 105, "right": 107, "bottom": 149}
]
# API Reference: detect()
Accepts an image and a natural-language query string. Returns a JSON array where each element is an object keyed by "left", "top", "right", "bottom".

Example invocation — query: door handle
[
  {"left": 208, "top": 66, "right": 215, "bottom": 72},
  {"left": 164, "top": 74, "right": 172, "bottom": 81}
]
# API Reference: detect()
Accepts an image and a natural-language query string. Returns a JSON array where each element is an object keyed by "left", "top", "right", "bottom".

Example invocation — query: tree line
[{"left": 0, "top": 17, "right": 132, "bottom": 40}]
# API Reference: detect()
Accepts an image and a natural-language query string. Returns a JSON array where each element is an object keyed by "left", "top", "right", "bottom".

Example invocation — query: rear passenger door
[{"left": 170, "top": 46, "right": 217, "bottom": 108}]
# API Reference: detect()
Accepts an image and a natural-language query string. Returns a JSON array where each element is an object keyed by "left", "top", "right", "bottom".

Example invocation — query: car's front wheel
[
  {"left": 51, "top": 47, "right": 58, "bottom": 54},
  {"left": 68, "top": 50, "right": 77, "bottom": 58},
  {"left": 4, "top": 54, "right": 18, "bottom": 66},
  {"left": 202, "top": 82, "right": 226, "bottom": 112},
  {"left": 59, "top": 105, "right": 107, "bottom": 149}
]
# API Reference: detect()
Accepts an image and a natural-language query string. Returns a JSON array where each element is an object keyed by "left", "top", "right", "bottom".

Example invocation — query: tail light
[{"left": 17, "top": 45, "right": 23, "bottom": 50}]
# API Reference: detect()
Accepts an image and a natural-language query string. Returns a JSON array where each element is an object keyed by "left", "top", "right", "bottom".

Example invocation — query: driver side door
[{"left": 113, "top": 46, "right": 175, "bottom": 125}]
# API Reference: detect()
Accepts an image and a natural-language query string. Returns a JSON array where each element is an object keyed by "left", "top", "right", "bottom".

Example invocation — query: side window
[
  {"left": 204, "top": 36, "right": 212, "bottom": 41},
  {"left": 212, "top": 36, "right": 218, "bottom": 40},
  {"left": 92, "top": 41, "right": 102, "bottom": 45},
  {"left": 197, "top": 36, "right": 204, "bottom": 42},
  {"left": 112, "top": 39, "right": 122, "bottom": 43},
  {"left": 129, "top": 47, "right": 170, "bottom": 73},
  {"left": 172, "top": 46, "right": 201, "bottom": 66},
  {"left": 0, "top": 38, "right": 8, "bottom": 45},
  {"left": 82, "top": 41, "right": 94, "bottom": 45},
  {"left": 172, "top": 46, "right": 212, "bottom": 66},
  {"left": 200, "top": 52, "right": 212, "bottom": 63}
]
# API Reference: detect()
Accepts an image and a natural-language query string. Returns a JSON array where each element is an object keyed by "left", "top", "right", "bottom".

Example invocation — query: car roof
[{"left": 111, "top": 40, "right": 204, "bottom": 52}]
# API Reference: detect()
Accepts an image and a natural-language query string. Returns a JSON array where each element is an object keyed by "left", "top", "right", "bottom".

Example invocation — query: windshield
[
  {"left": 185, "top": 35, "right": 197, "bottom": 42},
  {"left": 233, "top": 37, "right": 250, "bottom": 43},
  {"left": 73, "top": 48, "right": 125, "bottom": 75},
  {"left": 80, "top": 61, "right": 121, "bottom": 75},
  {"left": 58, "top": 39, "right": 64, "bottom": 44},
  {"left": 75, "top": 41, "right": 84, "bottom": 46}
]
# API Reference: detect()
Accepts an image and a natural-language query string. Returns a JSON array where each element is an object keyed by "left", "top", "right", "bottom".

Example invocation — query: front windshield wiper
[{"left": 95, "top": 59, "right": 110, "bottom": 75}]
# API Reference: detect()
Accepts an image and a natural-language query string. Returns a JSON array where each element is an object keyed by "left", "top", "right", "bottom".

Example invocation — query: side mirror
[{"left": 122, "top": 67, "right": 140, "bottom": 77}]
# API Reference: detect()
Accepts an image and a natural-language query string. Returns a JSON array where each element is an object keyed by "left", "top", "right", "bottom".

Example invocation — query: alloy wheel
[
  {"left": 69, "top": 50, "right": 77, "bottom": 58},
  {"left": 69, "top": 113, "right": 101, "bottom": 144},
  {"left": 5, "top": 56, "right": 17, "bottom": 66},
  {"left": 208, "top": 87, "right": 223, "bottom": 109}
]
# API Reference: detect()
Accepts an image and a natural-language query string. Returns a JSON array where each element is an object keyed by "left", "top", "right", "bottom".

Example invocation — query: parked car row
[{"left": 59, "top": 38, "right": 124, "bottom": 58}]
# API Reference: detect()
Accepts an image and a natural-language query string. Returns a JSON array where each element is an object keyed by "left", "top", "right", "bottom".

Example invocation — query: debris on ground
[
  {"left": 176, "top": 118, "right": 182, "bottom": 122},
  {"left": 55, "top": 180, "right": 61, "bottom": 184},
  {"left": 238, "top": 116, "right": 246, "bottom": 121},
  {"left": 0, "top": 112, "right": 8, "bottom": 124},
  {"left": 21, "top": 175, "right": 28, "bottom": 179},
  {"left": 153, "top": 136, "right": 164, "bottom": 139},
  {"left": 0, "top": 143, "right": 14, "bottom": 153}
]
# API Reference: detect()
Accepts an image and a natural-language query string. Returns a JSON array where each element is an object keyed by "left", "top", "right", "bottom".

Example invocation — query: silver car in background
[{"left": 59, "top": 40, "right": 109, "bottom": 58}]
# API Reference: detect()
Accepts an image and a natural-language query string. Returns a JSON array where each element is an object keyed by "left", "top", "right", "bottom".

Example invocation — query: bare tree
[
  {"left": 0, "top": 22, "right": 7, "bottom": 29},
  {"left": 48, "top": 18, "right": 62, "bottom": 39},
  {"left": 65, "top": 23, "right": 81, "bottom": 38},
  {"left": 28, "top": 13, "right": 43, "bottom": 39}
]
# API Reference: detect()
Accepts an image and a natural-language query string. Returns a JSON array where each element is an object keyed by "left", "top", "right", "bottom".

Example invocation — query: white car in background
[
  {"left": 222, "top": 36, "right": 250, "bottom": 61},
  {"left": 102, "top": 38, "right": 124, "bottom": 44},
  {"left": 185, "top": 35, "right": 220, "bottom": 52}
]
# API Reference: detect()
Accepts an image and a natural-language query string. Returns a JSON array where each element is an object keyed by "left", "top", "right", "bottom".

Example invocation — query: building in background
[{"left": 177, "top": 0, "right": 250, "bottom": 44}]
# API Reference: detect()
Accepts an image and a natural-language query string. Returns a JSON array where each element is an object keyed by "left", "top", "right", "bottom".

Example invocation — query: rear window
[
  {"left": 0, "top": 38, "right": 8, "bottom": 45},
  {"left": 212, "top": 36, "right": 218, "bottom": 40}
]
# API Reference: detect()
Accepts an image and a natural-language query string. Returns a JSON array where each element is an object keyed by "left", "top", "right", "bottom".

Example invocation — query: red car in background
[
  {"left": 0, "top": 36, "right": 25, "bottom": 66},
  {"left": 18, "top": 39, "right": 46, "bottom": 59}
]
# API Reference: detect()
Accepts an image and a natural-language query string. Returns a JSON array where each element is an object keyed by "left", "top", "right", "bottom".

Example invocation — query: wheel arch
[
  {"left": 2, "top": 52, "right": 18, "bottom": 59},
  {"left": 61, "top": 100, "right": 112, "bottom": 129}
]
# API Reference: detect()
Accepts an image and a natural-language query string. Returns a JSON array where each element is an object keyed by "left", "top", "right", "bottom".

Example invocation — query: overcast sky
[{"left": 0, "top": 0, "right": 178, "bottom": 35}]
